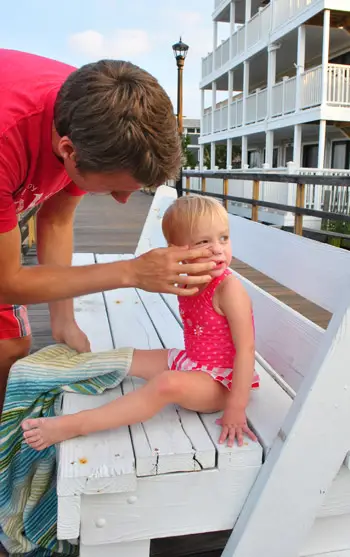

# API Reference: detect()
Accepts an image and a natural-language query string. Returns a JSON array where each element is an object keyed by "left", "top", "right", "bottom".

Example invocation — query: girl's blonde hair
[{"left": 162, "top": 195, "right": 228, "bottom": 245}]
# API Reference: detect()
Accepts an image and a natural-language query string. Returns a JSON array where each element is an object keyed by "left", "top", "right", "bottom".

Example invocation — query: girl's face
[{"left": 185, "top": 215, "right": 232, "bottom": 278}]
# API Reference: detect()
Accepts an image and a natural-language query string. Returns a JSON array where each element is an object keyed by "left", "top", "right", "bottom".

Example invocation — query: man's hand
[
  {"left": 132, "top": 246, "right": 216, "bottom": 296},
  {"left": 216, "top": 406, "right": 257, "bottom": 448},
  {"left": 52, "top": 320, "right": 91, "bottom": 353}
]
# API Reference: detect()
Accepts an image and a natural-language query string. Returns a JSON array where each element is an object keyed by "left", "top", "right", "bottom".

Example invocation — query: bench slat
[{"left": 229, "top": 214, "right": 350, "bottom": 314}]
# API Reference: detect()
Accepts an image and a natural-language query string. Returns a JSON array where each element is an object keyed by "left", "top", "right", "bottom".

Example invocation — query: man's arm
[
  {"left": 36, "top": 189, "right": 90, "bottom": 350},
  {"left": 0, "top": 221, "right": 216, "bottom": 305}
]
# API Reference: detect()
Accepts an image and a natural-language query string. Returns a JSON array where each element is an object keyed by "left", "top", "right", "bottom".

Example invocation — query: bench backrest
[{"left": 136, "top": 186, "right": 350, "bottom": 394}]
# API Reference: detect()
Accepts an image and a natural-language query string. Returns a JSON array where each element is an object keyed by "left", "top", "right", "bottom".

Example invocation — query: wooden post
[
  {"left": 186, "top": 176, "right": 190, "bottom": 196},
  {"left": 201, "top": 177, "right": 206, "bottom": 193},
  {"left": 294, "top": 183, "right": 305, "bottom": 236},
  {"left": 223, "top": 178, "right": 229, "bottom": 210},
  {"left": 251, "top": 180, "right": 260, "bottom": 222},
  {"left": 27, "top": 216, "right": 36, "bottom": 249}
]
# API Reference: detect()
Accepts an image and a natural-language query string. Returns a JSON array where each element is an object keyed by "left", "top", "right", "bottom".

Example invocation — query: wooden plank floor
[{"left": 24, "top": 191, "right": 331, "bottom": 557}]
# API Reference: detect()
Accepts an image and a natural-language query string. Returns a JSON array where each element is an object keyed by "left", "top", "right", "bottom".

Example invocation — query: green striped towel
[{"left": 0, "top": 344, "right": 133, "bottom": 556}]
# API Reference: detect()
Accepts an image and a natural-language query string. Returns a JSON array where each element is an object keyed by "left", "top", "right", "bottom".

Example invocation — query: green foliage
[
  {"left": 181, "top": 135, "right": 197, "bottom": 169},
  {"left": 203, "top": 144, "right": 241, "bottom": 169}
]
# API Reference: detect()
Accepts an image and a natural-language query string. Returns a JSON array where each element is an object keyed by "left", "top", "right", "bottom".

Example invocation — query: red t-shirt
[{"left": 0, "top": 49, "right": 86, "bottom": 234}]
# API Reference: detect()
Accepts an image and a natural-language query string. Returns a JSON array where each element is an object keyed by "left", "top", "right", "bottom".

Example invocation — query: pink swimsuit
[{"left": 168, "top": 269, "right": 260, "bottom": 390}]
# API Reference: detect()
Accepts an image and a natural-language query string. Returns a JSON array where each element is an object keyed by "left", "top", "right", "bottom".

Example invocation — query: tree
[
  {"left": 204, "top": 144, "right": 241, "bottom": 169},
  {"left": 182, "top": 135, "right": 197, "bottom": 169}
]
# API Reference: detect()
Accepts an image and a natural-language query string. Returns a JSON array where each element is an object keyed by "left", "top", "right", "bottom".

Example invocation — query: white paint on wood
[
  {"left": 228, "top": 213, "right": 350, "bottom": 313},
  {"left": 57, "top": 495, "right": 81, "bottom": 540},
  {"left": 232, "top": 269, "right": 324, "bottom": 392},
  {"left": 123, "top": 377, "right": 216, "bottom": 476},
  {"left": 58, "top": 387, "right": 136, "bottom": 497},
  {"left": 96, "top": 254, "right": 163, "bottom": 350},
  {"left": 80, "top": 468, "right": 261, "bottom": 545},
  {"left": 72, "top": 253, "right": 115, "bottom": 353},
  {"left": 135, "top": 185, "right": 176, "bottom": 257},
  {"left": 222, "top": 299, "right": 350, "bottom": 557},
  {"left": 300, "top": 514, "right": 350, "bottom": 556},
  {"left": 320, "top": 466, "right": 350, "bottom": 518},
  {"left": 80, "top": 539, "right": 150, "bottom": 557}
]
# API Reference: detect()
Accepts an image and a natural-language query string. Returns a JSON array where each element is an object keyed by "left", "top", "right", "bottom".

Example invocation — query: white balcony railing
[
  {"left": 327, "top": 64, "right": 350, "bottom": 106},
  {"left": 301, "top": 65, "right": 322, "bottom": 109},
  {"left": 201, "top": 64, "right": 350, "bottom": 136},
  {"left": 272, "top": 77, "right": 297, "bottom": 117},
  {"left": 273, "top": 0, "right": 314, "bottom": 31},
  {"left": 202, "top": 3, "right": 271, "bottom": 80},
  {"left": 247, "top": 5, "right": 271, "bottom": 50}
]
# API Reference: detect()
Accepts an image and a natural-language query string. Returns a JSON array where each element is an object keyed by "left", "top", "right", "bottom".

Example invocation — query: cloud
[{"left": 68, "top": 29, "right": 152, "bottom": 60}]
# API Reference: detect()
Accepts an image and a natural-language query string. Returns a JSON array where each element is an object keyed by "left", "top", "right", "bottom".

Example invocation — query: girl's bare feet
[{"left": 21, "top": 416, "right": 80, "bottom": 451}]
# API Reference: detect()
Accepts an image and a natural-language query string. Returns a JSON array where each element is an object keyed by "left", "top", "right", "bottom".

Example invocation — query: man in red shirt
[{"left": 0, "top": 49, "right": 214, "bottom": 412}]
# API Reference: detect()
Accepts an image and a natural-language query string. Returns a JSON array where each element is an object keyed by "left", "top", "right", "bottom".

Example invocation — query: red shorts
[{"left": 0, "top": 304, "right": 31, "bottom": 340}]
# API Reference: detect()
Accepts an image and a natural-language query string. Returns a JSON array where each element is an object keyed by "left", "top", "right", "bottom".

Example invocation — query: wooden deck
[{"left": 24, "top": 191, "right": 331, "bottom": 557}]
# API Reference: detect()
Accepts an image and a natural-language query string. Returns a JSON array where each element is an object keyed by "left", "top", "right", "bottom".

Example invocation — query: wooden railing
[{"left": 181, "top": 170, "right": 350, "bottom": 236}]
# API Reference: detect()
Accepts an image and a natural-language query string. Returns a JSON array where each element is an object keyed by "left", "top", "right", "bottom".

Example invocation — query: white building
[
  {"left": 195, "top": 0, "right": 350, "bottom": 224},
  {"left": 183, "top": 118, "right": 200, "bottom": 165}
]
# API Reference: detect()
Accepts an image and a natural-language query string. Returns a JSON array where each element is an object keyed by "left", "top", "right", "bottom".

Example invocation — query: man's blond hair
[{"left": 162, "top": 195, "right": 228, "bottom": 245}]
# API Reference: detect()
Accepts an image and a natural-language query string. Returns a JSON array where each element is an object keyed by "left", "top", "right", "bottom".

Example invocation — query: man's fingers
[
  {"left": 180, "top": 261, "right": 216, "bottom": 275},
  {"left": 167, "top": 286, "right": 199, "bottom": 296},
  {"left": 176, "top": 273, "right": 213, "bottom": 286},
  {"left": 179, "top": 247, "right": 212, "bottom": 261}
]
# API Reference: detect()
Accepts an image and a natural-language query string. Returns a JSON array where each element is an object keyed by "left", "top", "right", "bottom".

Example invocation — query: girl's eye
[
  {"left": 221, "top": 235, "right": 229, "bottom": 242},
  {"left": 196, "top": 239, "right": 209, "bottom": 245}
]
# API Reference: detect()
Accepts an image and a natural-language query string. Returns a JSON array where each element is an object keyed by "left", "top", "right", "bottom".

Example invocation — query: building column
[
  {"left": 314, "top": 119, "right": 327, "bottom": 209},
  {"left": 242, "top": 61, "right": 250, "bottom": 125},
  {"left": 321, "top": 9, "right": 330, "bottom": 106},
  {"left": 293, "top": 124, "right": 302, "bottom": 168},
  {"left": 199, "top": 144, "right": 204, "bottom": 170},
  {"left": 228, "top": 70, "right": 234, "bottom": 129},
  {"left": 295, "top": 25, "right": 306, "bottom": 111},
  {"left": 211, "top": 142, "right": 216, "bottom": 170},
  {"left": 227, "top": 138, "right": 233, "bottom": 168},
  {"left": 230, "top": 0, "right": 236, "bottom": 56},
  {"left": 211, "top": 81, "right": 217, "bottom": 135},
  {"left": 245, "top": 0, "right": 252, "bottom": 50},
  {"left": 267, "top": 44, "right": 278, "bottom": 118},
  {"left": 241, "top": 136, "right": 248, "bottom": 168},
  {"left": 265, "top": 130, "right": 274, "bottom": 168},
  {"left": 200, "top": 89, "right": 205, "bottom": 134},
  {"left": 213, "top": 21, "right": 218, "bottom": 69}
]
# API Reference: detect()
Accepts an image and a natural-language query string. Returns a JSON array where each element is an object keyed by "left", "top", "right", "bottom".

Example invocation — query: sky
[{"left": 0, "top": 0, "right": 216, "bottom": 118}]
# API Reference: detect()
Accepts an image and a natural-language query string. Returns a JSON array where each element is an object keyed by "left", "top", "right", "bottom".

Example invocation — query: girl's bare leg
[{"left": 22, "top": 370, "right": 229, "bottom": 451}]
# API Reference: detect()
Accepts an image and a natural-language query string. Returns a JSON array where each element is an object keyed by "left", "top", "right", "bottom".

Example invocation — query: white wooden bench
[{"left": 57, "top": 185, "right": 350, "bottom": 557}]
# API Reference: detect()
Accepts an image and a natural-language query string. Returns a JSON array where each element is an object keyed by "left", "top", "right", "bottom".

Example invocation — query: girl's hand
[{"left": 216, "top": 407, "right": 257, "bottom": 447}]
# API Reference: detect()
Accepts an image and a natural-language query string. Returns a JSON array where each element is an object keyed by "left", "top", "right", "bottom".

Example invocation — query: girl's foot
[{"left": 21, "top": 416, "right": 80, "bottom": 451}]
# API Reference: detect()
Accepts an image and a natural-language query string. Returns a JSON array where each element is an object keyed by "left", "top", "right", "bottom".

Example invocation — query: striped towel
[{"left": 0, "top": 344, "right": 133, "bottom": 557}]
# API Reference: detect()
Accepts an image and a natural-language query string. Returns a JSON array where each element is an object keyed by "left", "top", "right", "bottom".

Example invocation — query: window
[
  {"left": 187, "top": 127, "right": 196, "bottom": 133},
  {"left": 332, "top": 141, "right": 350, "bottom": 169},
  {"left": 302, "top": 144, "right": 318, "bottom": 168},
  {"left": 248, "top": 150, "right": 262, "bottom": 168}
]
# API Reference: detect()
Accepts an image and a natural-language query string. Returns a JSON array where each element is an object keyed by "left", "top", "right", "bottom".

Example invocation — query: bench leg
[{"left": 80, "top": 539, "right": 150, "bottom": 556}]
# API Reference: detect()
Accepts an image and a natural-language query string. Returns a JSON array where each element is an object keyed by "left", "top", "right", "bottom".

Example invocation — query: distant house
[
  {"left": 200, "top": 0, "right": 350, "bottom": 173},
  {"left": 183, "top": 118, "right": 200, "bottom": 165}
]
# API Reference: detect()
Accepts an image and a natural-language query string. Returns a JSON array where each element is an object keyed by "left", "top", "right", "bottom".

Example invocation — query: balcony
[
  {"left": 273, "top": 0, "right": 314, "bottom": 30},
  {"left": 202, "top": 64, "right": 350, "bottom": 135},
  {"left": 202, "top": 4, "right": 271, "bottom": 80}
]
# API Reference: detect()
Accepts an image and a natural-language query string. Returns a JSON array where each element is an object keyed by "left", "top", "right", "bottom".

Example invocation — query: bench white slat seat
[{"left": 57, "top": 186, "right": 350, "bottom": 557}]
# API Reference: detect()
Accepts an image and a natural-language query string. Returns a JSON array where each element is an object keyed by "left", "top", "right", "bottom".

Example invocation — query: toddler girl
[{"left": 22, "top": 195, "right": 259, "bottom": 449}]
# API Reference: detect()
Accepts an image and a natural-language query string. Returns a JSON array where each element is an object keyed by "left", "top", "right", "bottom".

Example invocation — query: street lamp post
[{"left": 172, "top": 37, "right": 189, "bottom": 197}]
